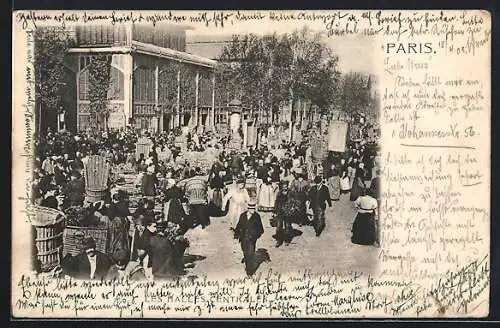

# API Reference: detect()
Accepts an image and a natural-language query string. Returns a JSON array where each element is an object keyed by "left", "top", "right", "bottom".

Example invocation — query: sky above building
[{"left": 184, "top": 18, "right": 376, "bottom": 75}]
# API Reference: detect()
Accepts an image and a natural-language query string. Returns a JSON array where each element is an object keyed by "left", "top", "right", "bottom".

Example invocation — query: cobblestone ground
[{"left": 183, "top": 193, "right": 379, "bottom": 279}]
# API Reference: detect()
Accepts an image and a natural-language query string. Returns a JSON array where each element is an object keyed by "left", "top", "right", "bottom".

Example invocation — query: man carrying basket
[{"left": 180, "top": 167, "right": 210, "bottom": 229}]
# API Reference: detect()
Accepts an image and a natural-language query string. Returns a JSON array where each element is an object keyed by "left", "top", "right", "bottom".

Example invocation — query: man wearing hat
[
  {"left": 180, "top": 166, "right": 210, "bottom": 229},
  {"left": 308, "top": 176, "right": 332, "bottom": 237},
  {"left": 233, "top": 201, "right": 265, "bottom": 277},
  {"left": 163, "top": 179, "right": 190, "bottom": 233},
  {"left": 64, "top": 237, "right": 112, "bottom": 280},
  {"left": 289, "top": 167, "right": 310, "bottom": 225},
  {"left": 273, "top": 180, "right": 293, "bottom": 247}
]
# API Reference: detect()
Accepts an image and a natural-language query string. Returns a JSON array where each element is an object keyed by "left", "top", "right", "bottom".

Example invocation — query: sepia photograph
[
  {"left": 12, "top": 10, "right": 490, "bottom": 319},
  {"left": 28, "top": 21, "right": 381, "bottom": 281}
]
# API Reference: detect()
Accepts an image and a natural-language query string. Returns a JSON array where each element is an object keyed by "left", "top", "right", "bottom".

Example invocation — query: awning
[
  {"left": 67, "top": 40, "right": 217, "bottom": 68},
  {"left": 131, "top": 40, "right": 217, "bottom": 68}
]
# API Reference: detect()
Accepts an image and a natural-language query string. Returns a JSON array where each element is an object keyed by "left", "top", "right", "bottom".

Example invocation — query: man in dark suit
[
  {"left": 273, "top": 181, "right": 292, "bottom": 247},
  {"left": 308, "top": 176, "right": 332, "bottom": 237},
  {"left": 131, "top": 218, "right": 156, "bottom": 267},
  {"left": 149, "top": 223, "right": 186, "bottom": 280},
  {"left": 233, "top": 202, "right": 265, "bottom": 277},
  {"left": 64, "top": 237, "right": 112, "bottom": 280}
]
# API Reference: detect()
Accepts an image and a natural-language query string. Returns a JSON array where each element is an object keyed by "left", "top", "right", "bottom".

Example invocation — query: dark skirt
[
  {"left": 212, "top": 188, "right": 223, "bottom": 209},
  {"left": 351, "top": 212, "right": 376, "bottom": 245},
  {"left": 350, "top": 180, "right": 363, "bottom": 201}
]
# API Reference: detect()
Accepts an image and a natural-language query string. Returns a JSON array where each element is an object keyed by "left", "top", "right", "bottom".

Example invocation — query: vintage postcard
[{"left": 11, "top": 10, "right": 491, "bottom": 318}]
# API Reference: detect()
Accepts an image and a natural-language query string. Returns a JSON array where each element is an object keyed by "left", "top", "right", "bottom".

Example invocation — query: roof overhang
[
  {"left": 67, "top": 40, "right": 217, "bottom": 69},
  {"left": 132, "top": 40, "right": 216, "bottom": 68}
]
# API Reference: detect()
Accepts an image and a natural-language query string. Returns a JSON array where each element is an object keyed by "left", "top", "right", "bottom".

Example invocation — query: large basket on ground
[
  {"left": 136, "top": 136, "right": 154, "bottom": 160},
  {"left": 183, "top": 177, "right": 208, "bottom": 205},
  {"left": 84, "top": 155, "right": 110, "bottom": 203},
  {"left": 62, "top": 226, "right": 108, "bottom": 256},
  {"left": 245, "top": 177, "right": 258, "bottom": 202},
  {"left": 30, "top": 206, "right": 65, "bottom": 272}
]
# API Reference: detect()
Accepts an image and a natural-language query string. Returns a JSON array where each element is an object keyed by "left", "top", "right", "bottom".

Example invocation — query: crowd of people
[{"left": 31, "top": 124, "right": 380, "bottom": 280}]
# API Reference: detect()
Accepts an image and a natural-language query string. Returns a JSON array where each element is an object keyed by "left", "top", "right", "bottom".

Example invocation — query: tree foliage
[
  {"left": 34, "top": 27, "right": 73, "bottom": 113},
  {"left": 217, "top": 28, "right": 342, "bottom": 122},
  {"left": 88, "top": 55, "right": 112, "bottom": 128},
  {"left": 340, "top": 72, "right": 371, "bottom": 116}
]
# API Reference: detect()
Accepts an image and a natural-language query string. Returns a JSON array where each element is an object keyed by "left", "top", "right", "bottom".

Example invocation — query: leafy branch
[{"left": 88, "top": 55, "right": 112, "bottom": 129}]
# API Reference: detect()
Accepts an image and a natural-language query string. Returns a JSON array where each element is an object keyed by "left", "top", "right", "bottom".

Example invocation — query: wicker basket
[
  {"left": 63, "top": 226, "right": 108, "bottom": 256},
  {"left": 184, "top": 178, "right": 208, "bottom": 205},
  {"left": 85, "top": 189, "right": 107, "bottom": 203},
  {"left": 245, "top": 178, "right": 258, "bottom": 201},
  {"left": 84, "top": 155, "right": 109, "bottom": 203},
  {"left": 30, "top": 206, "right": 65, "bottom": 272}
]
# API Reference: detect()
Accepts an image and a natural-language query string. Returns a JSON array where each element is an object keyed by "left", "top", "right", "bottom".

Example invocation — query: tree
[
  {"left": 216, "top": 29, "right": 342, "bottom": 127},
  {"left": 88, "top": 55, "right": 112, "bottom": 131},
  {"left": 340, "top": 72, "right": 371, "bottom": 118},
  {"left": 34, "top": 27, "right": 73, "bottom": 133}
]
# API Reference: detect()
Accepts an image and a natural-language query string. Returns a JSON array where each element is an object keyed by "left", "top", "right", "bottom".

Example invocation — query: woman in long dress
[
  {"left": 351, "top": 188, "right": 378, "bottom": 246},
  {"left": 257, "top": 173, "right": 277, "bottom": 212},
  {"left": 209, "top": 170, "right": 225, "bottom": 215},
  {"left": 107, "top": 191, "right": 132, "bottom": 258},
  {"left": 222, "top": 178, "right": 250, "bottom": 228},
  {"left": 350, "top": 162, "right": 366, "bottom": 202},
  {"left": 340, "top": 169, "right": 351, "bottom": 195},
  {"left": 326, "top": 165, "right": 341, "bottom": 201},
  {"left": 347, "top": 158, "right": 357, "bottom": 189}
]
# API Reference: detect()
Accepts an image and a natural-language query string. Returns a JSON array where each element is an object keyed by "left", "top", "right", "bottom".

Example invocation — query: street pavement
[{"left": 183, "top": 192, "right": 379, "bottom": 279}]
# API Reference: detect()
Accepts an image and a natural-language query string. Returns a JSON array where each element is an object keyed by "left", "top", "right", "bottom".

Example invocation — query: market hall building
[{"left": 57, "top": 23, "right": 217, "bottom": 133}]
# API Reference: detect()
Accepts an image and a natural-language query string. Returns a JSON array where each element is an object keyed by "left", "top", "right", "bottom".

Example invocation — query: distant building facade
[{"left": 186, "top": 34, "right": 318, "bottom": 133}]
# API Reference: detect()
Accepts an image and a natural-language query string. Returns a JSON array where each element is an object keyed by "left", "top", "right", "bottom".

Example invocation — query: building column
[
  {"left": 176, "top": 65, "right": 181, "bottom": 127},
  {"left": 242, "top": 120, "right": 248, "bottom": 148},
  {"left": 211, "top": 72, "right": 215, "bottom": 128},
  {"left": 123, "top": 54, "right": 133, "bottom": 128},
  {"left": 194, "top": 70, "right": 199, "bottom": 128},
  {"left": 155, "top": 60, "right": 161, "bottom": 133}
]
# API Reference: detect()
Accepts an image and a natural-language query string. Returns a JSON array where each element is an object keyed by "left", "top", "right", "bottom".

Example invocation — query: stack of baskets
[
  {"left": 84, "top": 155, "right": 110, "bottom": 203},
  {"left": 31, "top": 206, "right": 65, "bottom": 272},
  {"left": 184, "top": 177, "right": 208, "bottom": 205}
]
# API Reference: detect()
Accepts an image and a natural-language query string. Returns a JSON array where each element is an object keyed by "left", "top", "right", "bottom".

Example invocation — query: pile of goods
[
  {"left": 161, "top": 222, "right": 190, "bottom": 248},
  {"left": 283, "top": 197, "right": 305, "bottom": 225},
  {"left": 64, "top": 205, "right": 104, "bottom": 227},
  {"left": 112, "top": 162, "right": 136, "bottom": 175},
  {"left": 175, "top": 148, "right": 220, "bottom": 172},
  {"left": 62, "top": 204, "right": 109, "bottom": 256}
]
